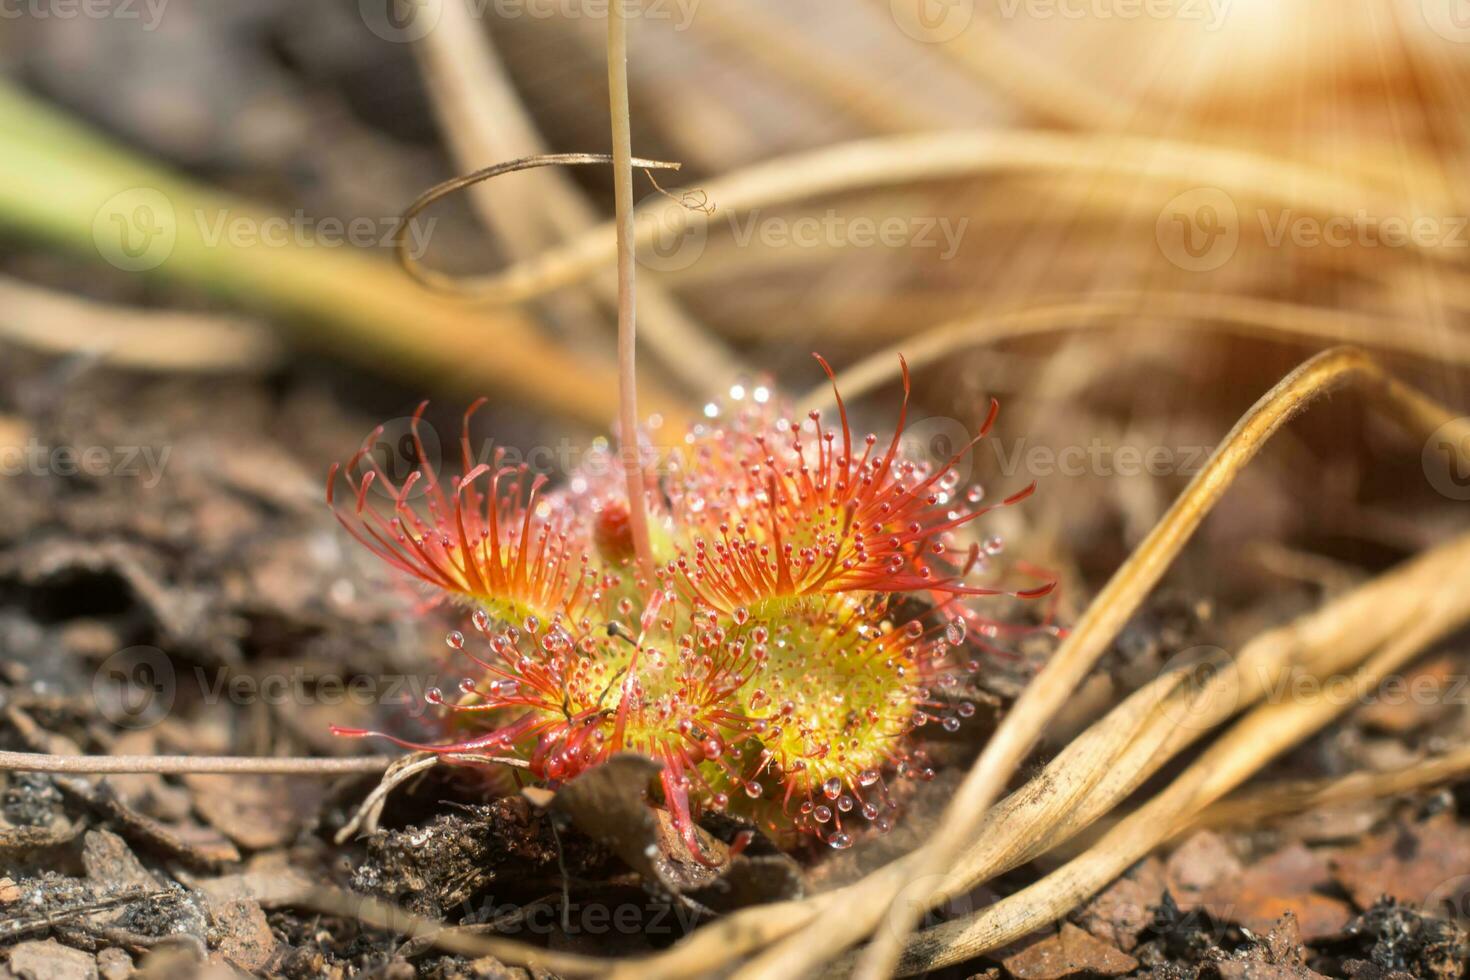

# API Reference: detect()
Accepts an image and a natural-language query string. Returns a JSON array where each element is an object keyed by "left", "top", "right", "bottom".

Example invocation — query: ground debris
[
  {"left": 1199, "top": 914, "right": 1328, "bottom": 979},
  {"left": 82, "top": 828, "right": 158, "bottom": 895},
  {"left": 1338, "top": 963, "right": 1415, "bottom": 980},
  {"left": 547, "top": 753, "right": 728, "bottom": 895},
  {"left": 92, "top": 948, "right": 130, "bottom": 980},
  {"left": 351, "top": 795, "right": 606, "bottom": 919},
  {"left": 1002, "top": 922, "right": 1140, "bottom": 978},
  {"left": 1337, "top": 899, "right": 1469, "bottom": 980},
  {"left": 545, "top": 752, "right": 802, "bottom": 908},
  {"left": 5, "top": 939, "right": 98, "bottom": 980},
  {"left": 0, "top": 825, "right": 282, "bottom": 973},
  {"left": 1329, "top": 811, "right": 1470, "bottom": 910},
  {"left": 203, "top": 893, "right": 276, "bottom": 972},
  {"left": 1075, "top": 857, "right": 1169, "bottom": 952},
  {"left": 181, "top": 772, "right": 321, "bottom": 850},
  {"left": 1166, "top": 834, "right": 1349, "bottom": 941},
  {"left": 1205, "top": 962, "right": 1328, "bottom": 979},
  {"left": 1354, "top": 655, "right": 1458, "bottom": 735}
]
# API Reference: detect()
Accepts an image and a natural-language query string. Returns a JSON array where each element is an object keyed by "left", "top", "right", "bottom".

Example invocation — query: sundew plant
[{"left": 328, "top": 357, "right": 1050, "bottom": 858}]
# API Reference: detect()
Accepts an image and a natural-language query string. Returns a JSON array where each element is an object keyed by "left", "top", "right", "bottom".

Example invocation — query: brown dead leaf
[
  {"left": 195, "top": 863, "right": 316, "bottom": 909},
  {"left": 1002, "top": 922, "right": 1139, "bottom": 979},
  {"left": 1330, "top": 813, "right": 1470, "bottom": 910},
  {"left": 548, "top": 754, "right": 727, "bottom": 894},
  {"left": 0, "top": 815, "right": 82, "bottom": 852},
  {"left": 205, "top": 895, "right": 276, "bottom": 972},
  {"left": 1264, "top": 912, "right": 1307, "bottom": 965},
  {"left": 7, "top": 939, "right": 98, "bottom": 980},
  {"left": 1213, "top": 844, "right": 1352, "bottom": 941},
  {"left": 1356, "top": 656, "right": 1458, "bottom": 734},
  {"left": 93, "top": 949, "right": 131, "bottom": 980},
  {"left": 686, "top": 815, "right": 803, "bottom": 911},
  {"left": 1169, "top": 836, "right": 1350, "bottom": 940},
  {"left": 545, "top": 754, "right": 802, "bottom": 908},
  {"left": 81, "top": 829, "right": 158, "bottom": 894},
  {"left": 1167, "top": 831, "right": 1244, "bottom": 903},
  {"left": 102, "top": 731, "right": 192, "bottom": 823},
  {"left": 1075, "top": 857, "right": 1167, "bottom": 952},
  {"left": 183, "top": 773, "right": 321, "bottom": 850},
  {"left": 88, "top": 783, "right": 240, "bottom": 869}
]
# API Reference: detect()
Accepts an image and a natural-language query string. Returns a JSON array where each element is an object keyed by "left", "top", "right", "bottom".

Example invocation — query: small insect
[{"left": 328, "top": 356, "right": 1049, "bottom": 856}]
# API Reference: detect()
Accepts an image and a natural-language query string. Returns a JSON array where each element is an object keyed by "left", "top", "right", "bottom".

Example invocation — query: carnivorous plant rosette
[{"left": 327, "top": 357, "right": 1051, "bottom": 857}]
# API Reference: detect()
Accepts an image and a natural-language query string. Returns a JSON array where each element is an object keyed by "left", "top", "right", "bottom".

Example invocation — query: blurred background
[{"left": 0, "top": 0, "right": 1467, "bottom": 758}]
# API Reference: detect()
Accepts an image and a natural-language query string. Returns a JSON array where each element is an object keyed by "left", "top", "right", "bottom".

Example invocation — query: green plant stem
[{"left": 0, "top": 81, "right": 690, "bottom": 430}]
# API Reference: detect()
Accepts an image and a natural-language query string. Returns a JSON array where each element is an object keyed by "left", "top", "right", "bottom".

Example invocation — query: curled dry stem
[
  {"left": 334, "top": 752, "right": 441, "bottom": 844},
  {"left": 411, "top": 1, "right": 748, "bottom": 390},
  {"left": 393, "top": 152, "right": 681, "bottom": 294}
]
